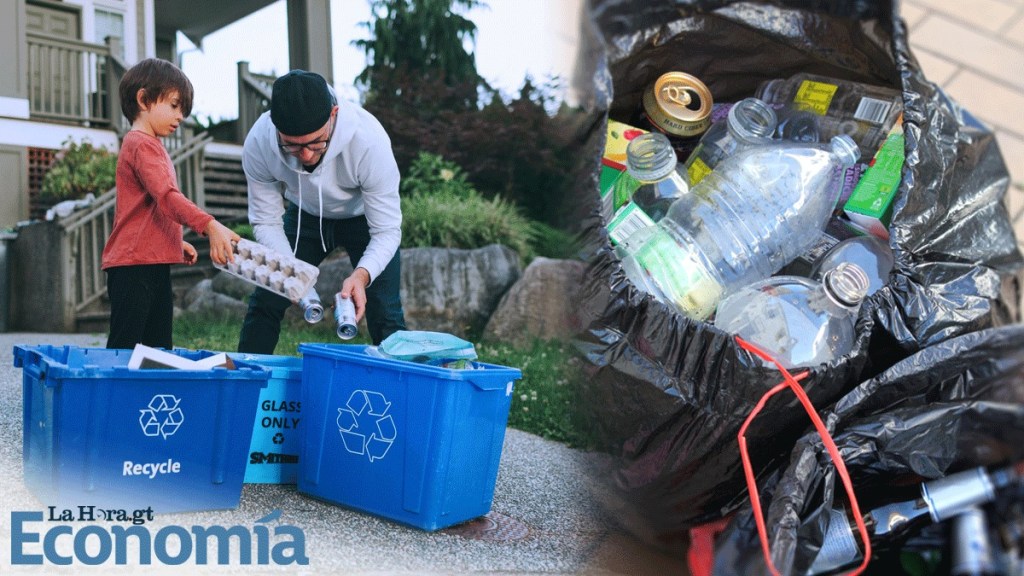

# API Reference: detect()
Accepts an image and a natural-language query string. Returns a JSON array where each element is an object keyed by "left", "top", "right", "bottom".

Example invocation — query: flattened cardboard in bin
[{"left": 570, "top": 0, "right": 1024, "bottom": 546}]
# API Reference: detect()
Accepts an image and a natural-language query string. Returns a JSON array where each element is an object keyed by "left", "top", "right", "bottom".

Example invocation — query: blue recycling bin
[
  {"left": 296, "top": 343, "right": 522, "bottom": 531},
  {"left": 14, "top": 345, "right": 270, "bottom": 513}
]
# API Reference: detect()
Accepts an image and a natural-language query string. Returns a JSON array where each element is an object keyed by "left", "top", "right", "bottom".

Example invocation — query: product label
[
  {"left": 599, "top": 164, "right": 623, "bottom": 221},
  {"left": 633, "top": 229, "right": 722, "bottom": 319},
  {"left": 604, "top": 121, "right": 648, "bottom": 169},
  {"left": 686, "top": 157, "right": 713, "bottom": 186},
  {"left": 854, "top": 97, "right": 894, "bottom": 126},
  {"left": 808, "top": 507, "right": 863, "bottom": 574},
  {"left": 794, "top": 79, "right": 839, "bottom": 116},
  {"left": 607, "top": 203, "right": 655, "bottom": 246}
]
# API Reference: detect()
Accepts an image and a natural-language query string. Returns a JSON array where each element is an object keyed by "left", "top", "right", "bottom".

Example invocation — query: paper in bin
[{"left": 214, "top": 239, "right": 319, "bottom": 302}]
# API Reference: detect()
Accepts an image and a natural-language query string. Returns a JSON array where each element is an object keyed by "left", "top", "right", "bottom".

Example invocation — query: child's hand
[
  {"left": 182, "top": 241, "right": 198, "bottom": 265},
  {"left": 205, "top": 220, "right": 242, "bottom": 266}
]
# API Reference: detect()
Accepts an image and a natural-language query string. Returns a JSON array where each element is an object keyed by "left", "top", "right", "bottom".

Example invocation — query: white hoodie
[{"left": 242, "top": 95, "right": 401, "bottom": 283}]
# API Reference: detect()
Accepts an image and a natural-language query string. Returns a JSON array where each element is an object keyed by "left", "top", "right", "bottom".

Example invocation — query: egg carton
[{"left": 214, "top": 239, "right": 319, "bottom": 302}]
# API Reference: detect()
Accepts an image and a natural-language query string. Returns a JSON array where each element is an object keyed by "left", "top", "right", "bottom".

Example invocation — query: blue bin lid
[
  {"left": 226, "top": 352, "right": 303, "bottom": 380},
  {"left": 298, "top": 343, "right": 522, "bottom": 392},
  {"left": 13, "top": 344, "right": 271, "bottom": 385}
]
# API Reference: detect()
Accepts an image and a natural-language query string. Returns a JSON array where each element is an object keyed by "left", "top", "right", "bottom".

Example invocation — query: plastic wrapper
[
  {"left": 711, "top": 324, "right": 1024, "bottom": 575},
  {"left": 570, "top": 0, "right": 1024, "bottom": 546}
]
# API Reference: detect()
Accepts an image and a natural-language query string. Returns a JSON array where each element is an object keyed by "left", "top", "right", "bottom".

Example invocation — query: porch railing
[
  {"left": 58, "top": 128, "right": 212, "bottom": 317},
  {"left": 26, "top": 32, "right": 127, "bottom": 130},
  {"left": 237, "top": 61, "right": 275, "bottom": 143}
]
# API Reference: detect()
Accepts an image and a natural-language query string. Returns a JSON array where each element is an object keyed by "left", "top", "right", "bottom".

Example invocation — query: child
[{"left": 102, "top": 58, "right": 240, "bottom": 350}]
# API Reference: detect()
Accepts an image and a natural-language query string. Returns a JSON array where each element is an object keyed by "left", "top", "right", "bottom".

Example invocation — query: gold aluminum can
[{"left": 642, "top": 72, "right": 713, "bottom": 139}]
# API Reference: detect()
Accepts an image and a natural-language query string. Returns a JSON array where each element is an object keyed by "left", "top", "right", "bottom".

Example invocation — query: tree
[{"left": 353, "top": 0, "right": 489, "bottom": 110}]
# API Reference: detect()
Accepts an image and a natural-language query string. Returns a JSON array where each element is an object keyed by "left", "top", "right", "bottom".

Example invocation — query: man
[{"left": 238, "top": 69, "right": 406, "bottom": 353}]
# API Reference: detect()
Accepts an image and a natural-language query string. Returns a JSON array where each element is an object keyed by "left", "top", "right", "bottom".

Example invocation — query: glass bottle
[
  {"left": 713, "top": 262, "right": 869, "bottom": 369},
  {"left": 618, "top": 135, "right": 860, "bottom": 321},
  {"left": 807, "top": 464, "right": 1023, "bottom": 575},
  {"left": 682, "top": 97, "right": 777, "bottom": 186},
  {"left": 756, "top": 72, "right": 902, "bottom": 157}
]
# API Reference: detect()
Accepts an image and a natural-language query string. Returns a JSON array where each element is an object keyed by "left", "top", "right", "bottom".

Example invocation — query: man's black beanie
[{"left": 270, "top": 70, "right": 333, "bottom": 136}]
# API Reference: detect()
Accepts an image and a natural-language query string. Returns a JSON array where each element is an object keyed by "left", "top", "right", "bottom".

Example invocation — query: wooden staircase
[{"left": 202, "top": 150, "right": 249, "bottom": 222}]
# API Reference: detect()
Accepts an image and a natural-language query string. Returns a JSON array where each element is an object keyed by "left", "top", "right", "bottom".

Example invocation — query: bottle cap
[{"left": 824, "top": 262, "right": 869, "bottom": 307}]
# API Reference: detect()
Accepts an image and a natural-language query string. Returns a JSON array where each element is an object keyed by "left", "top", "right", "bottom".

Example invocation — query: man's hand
[
  {"left": 340, "top": 267, "right": 371, "bottom": 322},
  {"left": 182, "top": 241, "right": 198, "bottom": 265},
  {"left": 205, "top": 220, "right": 242, "bottom": 266}
]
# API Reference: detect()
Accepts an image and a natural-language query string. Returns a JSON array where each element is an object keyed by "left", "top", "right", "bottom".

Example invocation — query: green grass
[{"left": 172, "top": 311, "right": 591, "bottom": 449}]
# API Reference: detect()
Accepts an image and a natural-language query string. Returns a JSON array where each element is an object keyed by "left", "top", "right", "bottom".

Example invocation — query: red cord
[{"left": 736, "top": 336, "right": 872, "bottom": 576}]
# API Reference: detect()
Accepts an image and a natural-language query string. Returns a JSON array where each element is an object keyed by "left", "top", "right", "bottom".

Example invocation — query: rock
[
  {"left": 312, "top": 253, "right": 354, "bottom": 301},
  {"left": 400, "top": 245, "right": 521, "bottom": 337},
  {"left": 211, "top": 271, "right": 255, "bottom": 301},
  {"left": 483, "top": 257, "right": 586, "bottom": 344},
  {"left": 183, "top": 278, "right": 214, "bottom": 308},
  {"left": 184, "top": 278, "right": 248, "bottom": 316}
]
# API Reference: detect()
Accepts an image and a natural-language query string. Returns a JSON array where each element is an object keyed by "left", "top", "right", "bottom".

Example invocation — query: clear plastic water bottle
[
  {"left": 682, "top": 97, "right": 777, "bottom": 186},
  {"left": 618, "top": 134, "right": 860, "bottom": 320},
  {"left": 810, "top": 234, "right": 894, "bottom": 296},
  {"left": 714, "top": 262, "right": 869, "bottom": 369},
  {"left": 624, "top": 132, "right": 690, "bottom": 222}
]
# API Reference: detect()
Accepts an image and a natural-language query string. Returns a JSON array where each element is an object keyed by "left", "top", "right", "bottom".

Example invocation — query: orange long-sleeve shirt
[{"left": 101, "top": 130, "right": 214, "bottom": 270}]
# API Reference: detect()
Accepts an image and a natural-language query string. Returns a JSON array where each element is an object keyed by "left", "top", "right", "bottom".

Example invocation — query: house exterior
[
  {"left": 0, "top": 0, "right": 335, "bottom": 332},
  {"left": 0, "top": 0, "right": 335, "bottom": 228}
]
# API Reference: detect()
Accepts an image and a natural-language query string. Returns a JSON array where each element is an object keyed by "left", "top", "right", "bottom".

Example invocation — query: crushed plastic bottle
[
  {"left": 618, "top": 135, "right": 860, "bottom": 321},
  {"left": 714, "top": 262, "right": 869, "bottom": 369}
]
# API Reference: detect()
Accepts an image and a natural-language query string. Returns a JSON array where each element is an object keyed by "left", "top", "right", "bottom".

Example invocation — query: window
[{"left": 94, "top": 8, "right": 124, "bottom": 58}]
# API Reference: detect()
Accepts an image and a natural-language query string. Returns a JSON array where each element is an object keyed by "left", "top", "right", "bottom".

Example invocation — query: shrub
[
  {"left": 40, "top": 138, "right": 117, "bottom": 202},
  {"left": 231, "top": 222, "right": 255, "bottom": 240},
  {"left": 400, "top": 153, "right": 535, "bottom": 259}
]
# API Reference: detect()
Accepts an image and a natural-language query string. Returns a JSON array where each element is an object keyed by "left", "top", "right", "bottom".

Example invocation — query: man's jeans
[{"left": 238, "top": 204, "right": 406, "bottom": 353}]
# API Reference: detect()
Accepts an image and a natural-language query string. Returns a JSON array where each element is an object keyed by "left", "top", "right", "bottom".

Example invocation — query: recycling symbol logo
[
  {"left": 336, "top": 390, "right": 396, "bottom": 462},
  {"left": 139, "top": 394, "right": 184, "bottom": 439}
]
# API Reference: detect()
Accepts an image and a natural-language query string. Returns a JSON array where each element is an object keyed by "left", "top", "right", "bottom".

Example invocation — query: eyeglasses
[{"left": 278, "top": 116, "right": 334, "bottom": 155}]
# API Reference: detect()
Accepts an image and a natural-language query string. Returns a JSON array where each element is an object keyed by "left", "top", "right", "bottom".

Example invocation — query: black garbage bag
[
  {"left": 571, "top": 0, "right": 1024, "bottom": 546},
  {"left": 711, "top": 324, "right": 1024, "bottom": 575}
]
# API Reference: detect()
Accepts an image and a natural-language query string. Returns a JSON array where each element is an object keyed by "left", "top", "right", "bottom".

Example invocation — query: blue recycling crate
[
  {"left": 14, "top": 345, "right": 270, "bottom": 513},
  {"left": 228, "top": 353, "right": 303, "bottom": 484},
  {"left": 297, "top": 343, "right": 522, "bottom": 531}
]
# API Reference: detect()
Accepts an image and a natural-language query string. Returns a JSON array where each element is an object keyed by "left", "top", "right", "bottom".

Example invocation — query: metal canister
[
  {"left": 299, "top": 295, "right": 324, "bottom": 324},
  {"left": 641, "top": 71, "right": 713, "bottom": 140},
  {"left": 334, "top": 293, "right": 358, "bottom": 340}
]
